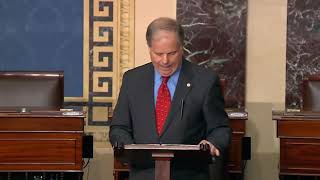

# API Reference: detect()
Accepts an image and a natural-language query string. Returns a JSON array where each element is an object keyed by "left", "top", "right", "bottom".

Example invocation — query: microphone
[
  {"left": 180, "top": 99, "right": 184, "bottom": 120},
  {"left": 180, "top": 82, "right": 191, "bottom": 120}
]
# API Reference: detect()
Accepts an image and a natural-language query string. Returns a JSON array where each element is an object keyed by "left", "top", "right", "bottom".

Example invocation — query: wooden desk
[
  {"left": 113, "top": 110, "right": 248, "bottom": 180},
  {"left": 273, "top": 111, "right": 320, "bottom": 176},
  {"left": 227, "top": 110, "right": 248, "bottom": 175},
  {"left": 0, "top": 111, "right": 84, "bottom": 172}
]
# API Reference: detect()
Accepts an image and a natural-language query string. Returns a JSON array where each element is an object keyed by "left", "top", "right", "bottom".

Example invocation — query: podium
[
  {"left": 0, "top": 111, "right": 84, "bottom": 172},
  {"left": 113, "top": 110, "right": 249, "bottom": 180},
  {"left": 114, "top": 144, "right": 211, "bottom": 180}
]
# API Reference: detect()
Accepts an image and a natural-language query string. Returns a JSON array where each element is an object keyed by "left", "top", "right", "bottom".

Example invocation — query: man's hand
[{"left": 199, "top": 140, "right": 220, "bottom": 156}]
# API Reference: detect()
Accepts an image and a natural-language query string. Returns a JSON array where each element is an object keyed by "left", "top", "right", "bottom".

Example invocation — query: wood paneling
[
  {"left": 274, "top": 112, "right": 320, "bottom": 176},
  {"left": 0, "top": 112, "right": 84, "bottom": 172}
]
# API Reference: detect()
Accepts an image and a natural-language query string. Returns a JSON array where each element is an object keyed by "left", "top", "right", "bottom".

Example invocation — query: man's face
[{"left": 149, "top": 31, "right": 183, "bottom": 77}]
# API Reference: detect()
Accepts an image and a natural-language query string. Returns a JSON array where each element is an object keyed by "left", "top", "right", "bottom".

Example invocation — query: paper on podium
[{"left": 124, "top": 144, "right": 201, "bottom": 150}]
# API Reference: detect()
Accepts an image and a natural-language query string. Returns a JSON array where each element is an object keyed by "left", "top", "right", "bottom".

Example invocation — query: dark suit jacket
[{"left": 109, "top": 60, "right": 231, "bottom": 180}]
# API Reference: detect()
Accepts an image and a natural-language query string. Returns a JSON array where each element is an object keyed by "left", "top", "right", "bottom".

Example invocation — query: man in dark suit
[{"left": 109, "top": 17, "right": 231, "bottom": 180}]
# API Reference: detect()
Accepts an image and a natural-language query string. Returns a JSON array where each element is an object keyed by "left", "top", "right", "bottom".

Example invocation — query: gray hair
[{"left": 146, "top": 17, "right": 184, "bottom": 47}]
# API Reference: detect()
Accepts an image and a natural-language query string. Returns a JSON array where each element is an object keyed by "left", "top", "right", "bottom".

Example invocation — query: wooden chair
[
  {"left": 0, "top": 71, "right": 64, "bottom": 111},
  {"left": 302, "top": 74, "right": 320, "bottom": 111},
  {"left": 219, "top": 77, "right": 227, "bottom": 98}
]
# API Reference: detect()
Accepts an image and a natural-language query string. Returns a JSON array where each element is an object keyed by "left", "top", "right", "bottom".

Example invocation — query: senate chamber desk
[
  {"left": 273, "top": 111, "right": 320, "bottom": 179},
  {"left": 113, "top": 109, "right": 248, "bottom": 180},
  {"left": 0, "top": 111, "right": 84, "bottom": 179}
]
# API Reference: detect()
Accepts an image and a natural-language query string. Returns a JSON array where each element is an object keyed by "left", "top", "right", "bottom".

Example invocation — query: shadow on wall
[{"left": 245, "top": 102, "right": 280, "bottom": 180}]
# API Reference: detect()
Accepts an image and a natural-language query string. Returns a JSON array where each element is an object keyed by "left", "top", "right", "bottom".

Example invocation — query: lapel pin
[{"left": 187, "top": 83, "right": 191, "bottom": 87}]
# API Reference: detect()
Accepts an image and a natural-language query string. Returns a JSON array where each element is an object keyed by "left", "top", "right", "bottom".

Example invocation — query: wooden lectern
[
  {"left": 113, "top": 110, "right": 249, "bottom": 180},
  {"left": 114, "top": 144, "right": 211, "bottom": 180}
]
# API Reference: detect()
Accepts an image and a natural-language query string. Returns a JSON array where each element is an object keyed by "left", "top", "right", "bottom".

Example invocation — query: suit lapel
[
  {"left": 143, "top": 64, "right": 158, "bottom": 138},
  {"left": 160, "top": 60, "right": 193, "bottom": 136}
]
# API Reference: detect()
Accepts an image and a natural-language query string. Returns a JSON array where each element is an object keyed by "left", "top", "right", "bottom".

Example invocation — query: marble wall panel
[
  {"left": 286, "top": 0, "right": 320, "bottom": 109},
  {"left": 177, "top": 0, "right": 247, "bottom": 108}
]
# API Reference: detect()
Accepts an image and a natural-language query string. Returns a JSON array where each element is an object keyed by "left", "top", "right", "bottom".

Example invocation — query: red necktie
[{"left": 156, "top": 76, "right": 171, "bottom": 135}]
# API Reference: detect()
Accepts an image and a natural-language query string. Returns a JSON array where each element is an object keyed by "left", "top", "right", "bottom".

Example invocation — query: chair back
[
  {"left": 302, "top": 74, "right": 320, "bottom": 111},
  {"left": 0, "top": 71, "right": 64, "bottom": 111}
]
